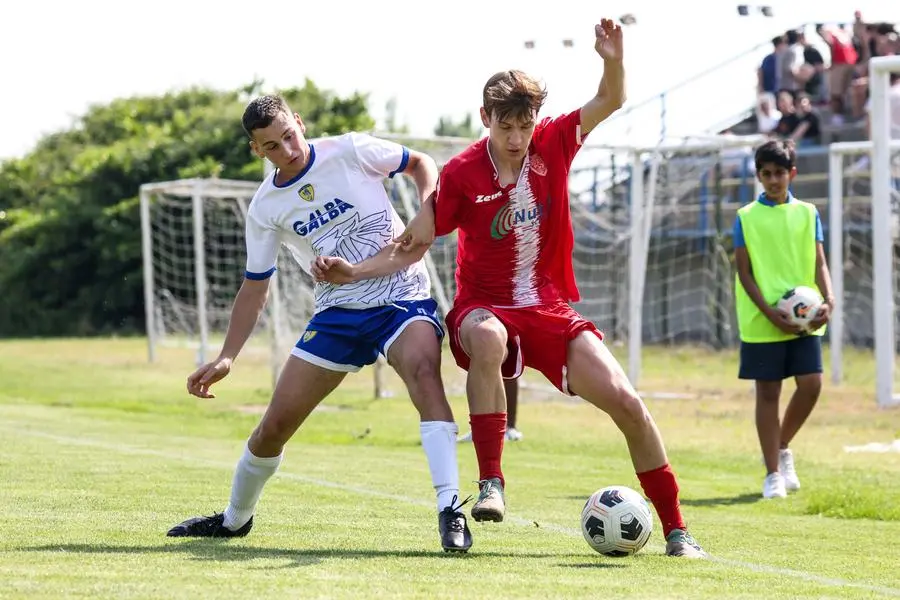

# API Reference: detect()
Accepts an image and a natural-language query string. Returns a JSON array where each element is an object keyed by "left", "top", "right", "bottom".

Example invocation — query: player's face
[
  {"left": 482, "top": 108, "right": 536, "bottom": 163},
  {"left": 250, "top": 111, "right": 309, "bottom": 174},
  {"left": 756, "top": 163, "right": 796, "bottom": 198}
]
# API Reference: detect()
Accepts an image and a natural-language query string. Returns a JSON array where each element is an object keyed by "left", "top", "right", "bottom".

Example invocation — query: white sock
[
  {"left": 222, "top": 443, "right": 283, "bottom": 530},
  {"left": 420, "top": 421, "right": 460, "bottom": 512}
]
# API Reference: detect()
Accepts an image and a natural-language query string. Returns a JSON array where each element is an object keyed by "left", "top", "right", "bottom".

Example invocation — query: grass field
[{"left": 1, "top": 338, "right": 899, "bottom": 599}]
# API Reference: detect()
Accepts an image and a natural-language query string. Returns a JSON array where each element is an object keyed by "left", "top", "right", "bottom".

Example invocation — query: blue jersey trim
[
  {"left": 245, "top": 266, "right": 276, "bottom": 280},
  {"left": 732, "top": 191, "right": 823, "bottom": 248},
  {"left": 273, "top": 144, "right": 316, "bottom": 188},
  {"left": 388, "top": 147, "right": 410, "bottom": 178}
]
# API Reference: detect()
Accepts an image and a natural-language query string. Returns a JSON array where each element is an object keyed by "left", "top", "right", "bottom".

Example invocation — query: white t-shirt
[{"left": 244, "top": 132, "right": 430, "bottom": 313}]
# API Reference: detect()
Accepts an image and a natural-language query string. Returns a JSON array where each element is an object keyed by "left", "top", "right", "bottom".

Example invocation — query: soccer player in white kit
[{"left": 166, "top": 95, "right": 472, "bottom": 552}]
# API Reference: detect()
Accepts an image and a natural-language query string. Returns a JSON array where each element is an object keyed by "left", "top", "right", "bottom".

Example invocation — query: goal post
[
  {"left": 869, "top": 55, "right": 900, "bottom": 408},
  {"left": 611, "top": 134, "right": 766, "bottom": 386},
  {"left": 139, "top": 177, "right": 317, "bottom": 375},
  {"left": 140, "top": 178, "right": 264, "bottom": 364},
  {"left": 828, "top": 56, "right": 900, "bottom": 408}
]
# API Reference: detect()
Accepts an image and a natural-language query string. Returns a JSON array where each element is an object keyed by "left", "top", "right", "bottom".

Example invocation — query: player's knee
[
  {"left": 796, "top": 374, "right": 822, "bottom": 397},
  {"left": 395, "top": 348, "right": 441, "bottom": 387},
  {"left": 464, "top": 323, "right": 507, "bottom": 366},
  {"left": 609, "top": 383, "right": 652, "bottom": 432}
]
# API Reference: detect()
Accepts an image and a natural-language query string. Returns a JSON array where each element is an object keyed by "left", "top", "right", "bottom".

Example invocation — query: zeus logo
[
  {"left": 292, "top": 199, "right": 355, "bottom": 237},
  {"left": 475, "top": 191, "right": 503, "bottom": 204},
  {"left": 490, "top": 203, "right": 543, "bottom": 240}
]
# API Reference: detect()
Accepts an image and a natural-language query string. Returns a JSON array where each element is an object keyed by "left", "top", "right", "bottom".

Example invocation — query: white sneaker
[
  {"left": 779, "top": 448, "right": 800, "bottom": 491},
  {"left": 505, "top": 427, "right": 524, "bottom": 442},
  {"left": 457, "top": 428, "right": 524, "bottom": 443},
  {"left": 456, "top": 431, "right": 472, "bottom": 443},
  {"left": 763, "top": 472, "right": 787, "bottom": 499}
]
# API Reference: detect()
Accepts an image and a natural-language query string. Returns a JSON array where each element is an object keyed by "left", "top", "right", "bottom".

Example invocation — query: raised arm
[{"left": 579, "top": 19, "right": 627, "bottom": 136}]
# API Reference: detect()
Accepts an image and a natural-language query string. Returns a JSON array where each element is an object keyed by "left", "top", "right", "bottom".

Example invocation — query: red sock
[
  {"left": 636, "top": 463, "right": 686, "bottom": 537},
  {"left": 470, "top": 412, "right": 506, "bottom": 487}
]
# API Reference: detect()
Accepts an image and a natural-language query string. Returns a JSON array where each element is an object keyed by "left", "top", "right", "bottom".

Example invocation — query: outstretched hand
[
  {"left": 186, "top": 356, "right": 232, "bottom": 398},
  {"left": 311, "top": 255, "right": 356, "bottom": 284},
  {"left": 594, "top": 18, "right": 624, "bottom": 61}
]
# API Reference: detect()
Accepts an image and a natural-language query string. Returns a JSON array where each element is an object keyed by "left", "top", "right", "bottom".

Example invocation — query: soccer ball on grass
[{"left": 580, "top": 485, "right": 653, "bottom": 556}]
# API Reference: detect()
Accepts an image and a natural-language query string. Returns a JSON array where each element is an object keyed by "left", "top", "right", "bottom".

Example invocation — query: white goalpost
[
  {"left": 139, "top": 177, "right": 316, "bottom": 388},
  {"left": 828, "top": 55, "right": 900, "bottom": 408},
  {"left": 586, "top": 134, "right": 765, "bottom": 386}
]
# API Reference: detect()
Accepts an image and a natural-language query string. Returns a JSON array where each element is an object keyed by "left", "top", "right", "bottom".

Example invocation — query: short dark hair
[
  {"left": 755, "top": 139, "right": 796, "bottom": 171},
  {"left": 771, "top": 35, "right": 785, "bottom": 47},
  {"left": 241, "top": 95, "right": 292, "bottom": 138},
  {"left": 785, "top": 29, "right": 799, "bottom": 45},
  {"left": 482, "top": 70, "right": 548, "bottom": 124}
]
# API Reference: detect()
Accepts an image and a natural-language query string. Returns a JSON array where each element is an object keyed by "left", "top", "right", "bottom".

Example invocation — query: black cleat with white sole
[
  {"left": 439, "top": 495, "right": 473, "bottom": 552},
  {"left": 166, "top": 512, "right": 253, "bottom": 538}
]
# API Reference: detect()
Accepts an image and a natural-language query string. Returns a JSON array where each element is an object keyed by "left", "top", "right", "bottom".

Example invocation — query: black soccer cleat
[
  {"left": 439, "top": 495, "right": 473, "bottom": 553},
  {"left": 166, "top": 512, "right": 253, "bottom": 538}
]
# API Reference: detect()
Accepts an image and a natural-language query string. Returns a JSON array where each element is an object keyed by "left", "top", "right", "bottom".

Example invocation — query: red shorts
[{"left": 446, "top": 301, "right": 603, "bottom": 395}]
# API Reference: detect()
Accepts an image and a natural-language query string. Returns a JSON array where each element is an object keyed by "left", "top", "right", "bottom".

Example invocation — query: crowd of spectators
[{"left": 755, "top": 11, "right": 899, "bottom": 146}]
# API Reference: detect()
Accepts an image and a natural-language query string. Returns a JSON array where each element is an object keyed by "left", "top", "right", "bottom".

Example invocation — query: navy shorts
[
  {"left": 290, "top": 298, "right": 443, "bottom": 372},
  {"left": 738, "top": 335, "right": 823, "bottom": 381}
]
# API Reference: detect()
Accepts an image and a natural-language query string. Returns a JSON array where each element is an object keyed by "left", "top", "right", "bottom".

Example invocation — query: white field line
[{"left": 3, "top": 425, "right": 899, "bottom": 598}]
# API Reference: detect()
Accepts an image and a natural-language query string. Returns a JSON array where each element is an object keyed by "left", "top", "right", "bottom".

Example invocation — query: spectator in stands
[
  {"left": 849, "top": 19, "right": 898, "bottom": 125},
  {"left": 817, "top": 23, "right": 858, "bottom": 124},
  {"left": 756, "top": 92, "right": 782, "bottom": 134},
  {"left": 758, "top": 36, "right": 787, "bottom": 96},
  {"left": 780, "top": 30, "right": 813, "bottom": 93},
  {"left": 774, "top": 91, "right": 799, "bottom": 137},
  {"left": 773, "top": 91, "right": 820, "bottom": 147},
  {"left": 798, "top": 31, "right": 827, "bottom": 104},
  {"left": 790, "top": 93, "right": 822, "bottom": 147}
]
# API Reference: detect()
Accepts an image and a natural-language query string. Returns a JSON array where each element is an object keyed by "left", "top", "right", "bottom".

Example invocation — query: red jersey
[{"left": 434, "top": 109, "right": 586, "bottom": 307}]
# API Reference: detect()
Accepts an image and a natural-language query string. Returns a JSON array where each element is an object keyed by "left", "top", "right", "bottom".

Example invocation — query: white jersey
[{"left": 244, "top": 132, "right": 430, "bottom": 312}]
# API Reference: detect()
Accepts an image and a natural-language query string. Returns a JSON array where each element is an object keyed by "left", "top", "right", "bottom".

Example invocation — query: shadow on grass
[
  {"left": 557, "top": 561, "right": 629, "bottom": 569},
  {"left": 558, "top": 492, "right": 761, "bottom": 508},
  {"left": 679, "top": 493, "right": 761, "bottom": 507},
  {"left": 18, "top": 541, "right": 600, "bottom": 569}
]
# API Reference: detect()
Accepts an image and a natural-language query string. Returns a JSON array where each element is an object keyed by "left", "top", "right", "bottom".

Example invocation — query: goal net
[
  {"left": 827, "top": 54, "right": 900, "bottom": 408},
  {"left": 139, "top": 178, "right": 315, "bottom": 382}
]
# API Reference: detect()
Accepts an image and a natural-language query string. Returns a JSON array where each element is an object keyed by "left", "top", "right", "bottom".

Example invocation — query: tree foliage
[
  {"left": 0, "top": 80, "right": 374, "bottom": 336},
  {"left": 434, "top": 113, "right": 480, "bottom": 139}
]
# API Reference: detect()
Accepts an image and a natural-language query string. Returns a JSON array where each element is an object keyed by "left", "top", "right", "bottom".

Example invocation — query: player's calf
[{"left": 387, "top": 320, "right": 453, "bottom": 422}]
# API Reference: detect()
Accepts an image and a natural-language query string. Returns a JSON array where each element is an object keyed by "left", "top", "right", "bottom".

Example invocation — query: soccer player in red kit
[{"left": 313, "top": 19, "right": 706, "bottom": 558}]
